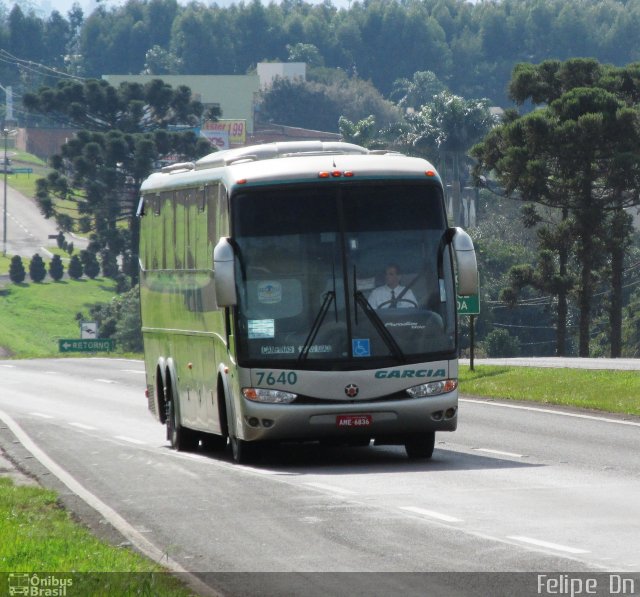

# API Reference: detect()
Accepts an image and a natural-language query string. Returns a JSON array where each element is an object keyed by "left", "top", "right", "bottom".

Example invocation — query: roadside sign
[
  {"left": 457, "top": 293, "right": 480, "bottom": 315},
  {"left": 80, "top": 321, "right": 98, "bottom": 339},
  {"left": 457, "top": 274, "right": 480, "bottom": 316},
  {"left": 58, "top": 339, "right": 115, "bottom": 353}
]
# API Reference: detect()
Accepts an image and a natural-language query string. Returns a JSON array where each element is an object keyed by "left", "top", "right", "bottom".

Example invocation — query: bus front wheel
[
  {"left": 230, "top": 435, "right": 257, "bottom": 464},
  {"left": 404, "top": 431, "right": 435, "bottom": 459}
]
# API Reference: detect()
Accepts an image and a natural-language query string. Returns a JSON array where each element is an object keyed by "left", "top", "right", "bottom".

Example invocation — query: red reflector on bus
[
  {"left": 318, "top": 171, "right": 330, "bottom": 178},
  {"left": 344, "top": 171, "right": 354, "bottom": 177},
  {"left": 425, "top": 170, "right": 436, "bottom": 177},
  {"left": 331, "top": 171, "right": 342, "bottom": 177},
  {"left": 237, "top": 179, "right": 247, "bottom": 184}
]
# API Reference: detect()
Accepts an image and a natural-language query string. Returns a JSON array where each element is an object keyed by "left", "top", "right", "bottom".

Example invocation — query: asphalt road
[
  {"left": 1, "top": 358, "right": 639, "bottom": 597},
  {"left": 0, "top": 184, "right": 57, "bottom": 257}
]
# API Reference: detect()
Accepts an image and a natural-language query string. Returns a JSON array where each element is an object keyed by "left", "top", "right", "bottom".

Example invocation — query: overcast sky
[{"left": 39, "top": 0, "right": 354, "bottom": 17}]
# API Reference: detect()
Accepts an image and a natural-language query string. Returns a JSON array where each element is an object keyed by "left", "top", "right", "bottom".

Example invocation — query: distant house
[{"left": 102, "top": 74, "right": 260, "bottom": 135}]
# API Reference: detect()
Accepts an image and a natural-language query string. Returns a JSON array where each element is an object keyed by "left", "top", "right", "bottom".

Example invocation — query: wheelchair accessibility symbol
[{"left": 352, "top": 338, "right": 371, "bottom": 357}]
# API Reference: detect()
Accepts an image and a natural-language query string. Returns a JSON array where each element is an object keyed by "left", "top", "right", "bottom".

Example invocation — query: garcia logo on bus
[{"left": 374, "top": 368, "right": 446, "bottom": 379}]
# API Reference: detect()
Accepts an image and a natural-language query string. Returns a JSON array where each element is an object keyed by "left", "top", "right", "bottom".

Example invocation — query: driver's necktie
[{"left": 390, "top": 289, "right": 397, "bottom": 308}]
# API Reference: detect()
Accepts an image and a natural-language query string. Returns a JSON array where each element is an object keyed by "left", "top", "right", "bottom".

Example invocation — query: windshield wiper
[
  {"left": 298, "top": 290, "right": 335, "bottom": 363},
  {"left": 354, "top": 290, "right": 405, "bottom": 362}
]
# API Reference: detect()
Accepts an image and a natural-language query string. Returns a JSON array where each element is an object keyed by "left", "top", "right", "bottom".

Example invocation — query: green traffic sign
[
  {"left": 58, "top": 339, "right": 115, "bottom": 353},
  {"left": 457, "top": 293, "right": 480, "bottom": 315}
]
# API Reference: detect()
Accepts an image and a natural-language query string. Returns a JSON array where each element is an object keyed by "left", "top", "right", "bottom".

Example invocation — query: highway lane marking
[
  {"left": 70, "top": 422, "right": 97, "bottom": 431},
  {"left": 29, "top": 412, "right": 54, "bottom": 419},
  {"left": 95, "top": 378, "right": 116, "bottom": 384},
  {"left": 0, "top": 408, "right": 221, "bottom": 597},
  {"left": 121, "top": 369, "right": 145, "bottom": 374},
  {"left": 461, "top": 398, "right": 640, "bottom": 428},
  {"left": 115, "top": 435, "right": 147, "bottom": 445},
  {"left": 399, "top": 506, "right": 462, "bottom": 523},
  {"left": 305, "top": 482, "right": 357, "bottom": 495},
  {"left": 473, "top": 448, "right": 524, "bottom": 458},
  {"left": 508, "top": 535, "right": 589, "bottom": 554}
]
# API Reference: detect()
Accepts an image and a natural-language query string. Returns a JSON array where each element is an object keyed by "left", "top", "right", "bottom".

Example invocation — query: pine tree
[
  {"left": 49, "top": 254, "right": 65, "bottom": 281},
  {"left": 29, "top": 254, "right": 47, "bottom": 283},
  {"left": 9, "top": 255, "right": 26, "bottom": 283},
  {"left": 68, "top": 255, "right": 83, "bottom": 280}
]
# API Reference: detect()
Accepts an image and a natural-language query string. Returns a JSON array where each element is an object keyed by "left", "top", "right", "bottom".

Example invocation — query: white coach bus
[{"left": 138, "top": 141, "right": 478, "bottom": 463}]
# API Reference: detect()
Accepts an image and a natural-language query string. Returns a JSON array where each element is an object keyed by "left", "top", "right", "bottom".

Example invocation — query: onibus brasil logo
[{"left": 8, "top": 573, "right": 73, "bottom": 596}]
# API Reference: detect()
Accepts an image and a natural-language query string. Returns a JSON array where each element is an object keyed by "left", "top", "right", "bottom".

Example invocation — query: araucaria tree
[
  {"left": 472, "top": 59, "right": 640, "bottom": 357},
  {"left": 25, "top": 78, "right": 214, "bottom": 283}
]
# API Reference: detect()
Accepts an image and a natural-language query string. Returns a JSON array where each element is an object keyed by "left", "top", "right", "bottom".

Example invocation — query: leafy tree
[
  {"left": 258, "top": 76, "right": 342, "bottom": 131},
  {"left": 9, "top": 255, "right": 26, "bottom": 284},
  {"left": 391, "top": 71, "right": 446, "bottom": 111},
  {"left": 483, "top": 328, "right": 521, "bottom": 357},
  {"left": 83, "top": 286, "right": 142, "bottom": 352},
  {"left": 398, "top": 91, "right": 495, "bottom": 225},
  {"left": 29, "top": 254, "right": 47, "bottom": 283},
  {"left": 472, "top": 59, "right": 640, "bottom": 357},
  {"left": 48, "top": 254, "right": 65, "bottom": 281},
  {"left": 80, "top": 250, "right": 100, "bottom": 279},
  {"left": 25, "top": 78, "right": 211, "bottom": 285},
  {"left": 498, "top": 205, "right": 575, "bottom": 356},
  {"left": 68, "top": 255, "right": 83, "bottom": 280},
  {"left": 338, "top": 115, "right": 385, "bottom": 149}
]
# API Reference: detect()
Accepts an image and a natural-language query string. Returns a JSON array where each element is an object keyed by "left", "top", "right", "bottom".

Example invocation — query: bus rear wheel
[{"left": 404, "top": 432, "right": 435, "bottom": 459}]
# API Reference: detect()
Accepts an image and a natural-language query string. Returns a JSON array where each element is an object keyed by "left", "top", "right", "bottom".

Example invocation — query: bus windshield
[{"left": 233, "top": 182, "right": 456, "bottom": 370}]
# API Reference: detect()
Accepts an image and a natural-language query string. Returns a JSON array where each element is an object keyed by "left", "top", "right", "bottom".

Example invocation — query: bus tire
[
  {"left": 404, "top": 431, "right": 435, "bottom": 459},
  {"left": 230, "top": 435, "right": 256, "bottom": 464},
  {"left": 167, "top": 384, "right": 199, "bottom": 452}
]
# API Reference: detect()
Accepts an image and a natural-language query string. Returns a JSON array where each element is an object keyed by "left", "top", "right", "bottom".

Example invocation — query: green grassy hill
[{"left": 0, "top": 279, "right": 119, "bottom": 358}]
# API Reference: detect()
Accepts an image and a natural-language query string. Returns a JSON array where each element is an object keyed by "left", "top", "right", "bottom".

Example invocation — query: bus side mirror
[
  {"left": 451, "top": 227, "right": 478, "bottom": 295},
  {"left": 213, "top": 237, "right": 237, "bottom": 307}
]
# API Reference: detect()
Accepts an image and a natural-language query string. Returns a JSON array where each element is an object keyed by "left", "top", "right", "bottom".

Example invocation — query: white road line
[
  {"left": 400, "top": 506, "right": 462, "bottom": 523},
  {"left": 95, "top": 378, "right": 116, "bottom": 384},
  {"left": 508, "top": 535, "right": 590, "bottom": 554},
  {"left": 121, "top": 369, "right": 145, "bottom": 374},
  {"left": 69, "top": 422, "right": 97, "bottom": 431},
  {"left": 29, "top": 412, "right": 54, "bottom": 419},
  {"left": 114, "top": 435, "right": 147, "bottom": 445},
  {"left": 1, "top": 364, "right": 16, "bottom": 368},
  {"left": 305, "top": 482, "right": 357, "bottom": 495},
  {"left": 461, "top": 398, "right": 640, "bottom": 428},
  {"left": 0, "top": 408, "right": 220, "bottom": 597},
  {"left": 473, "top": 448, "right": 524, "bottom": 458}
]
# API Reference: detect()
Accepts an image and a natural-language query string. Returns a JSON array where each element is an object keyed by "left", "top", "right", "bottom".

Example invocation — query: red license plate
[{"left": 336, "top": 414, "right": 372, "bottom": 428}]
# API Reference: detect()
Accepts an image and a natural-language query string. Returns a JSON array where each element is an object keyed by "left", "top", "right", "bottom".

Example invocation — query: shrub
[
  {"left": 483, "top": 328, "right": 521, "bottom": 357},
  {"left": 29, "top": 253, "right": 47, "bottom": 283},
  {"left": 9, "top": 255, "right": 26, "bottom": 283},
  {"left": 68, "top": 255, "right": 83, "bottom": 280},
  {"left": 49, "top": 254, "right": 64, "bottom": 281}
]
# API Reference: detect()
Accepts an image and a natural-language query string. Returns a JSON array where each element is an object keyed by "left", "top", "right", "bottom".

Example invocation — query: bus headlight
[
  {"left": 242, "top": 388, "right": 298, "bottom": 404},
  {"left": 405, "top": 379, "right": 457, "bottom": 398}
]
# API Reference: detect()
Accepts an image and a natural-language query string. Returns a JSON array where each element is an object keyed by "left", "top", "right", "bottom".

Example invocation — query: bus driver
[{"left": 367, "top": 264, "right": 418, "bottom": 309}]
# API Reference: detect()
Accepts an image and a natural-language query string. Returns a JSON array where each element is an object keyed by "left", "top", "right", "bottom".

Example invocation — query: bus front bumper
[{"left": 236, "top": 392, "right": 458, "bottom": 442}]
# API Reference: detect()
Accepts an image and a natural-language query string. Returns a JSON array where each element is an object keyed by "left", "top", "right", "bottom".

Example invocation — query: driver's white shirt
[{"left": 367, "top": 284, "right": 417, "bottom": 309}]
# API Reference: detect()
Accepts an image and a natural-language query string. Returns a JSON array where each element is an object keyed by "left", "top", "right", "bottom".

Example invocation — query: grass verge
[
  {"left": 459, "top": 365, "right": 640, "bottom": 416},
  {"left": 0, "top": 279, "right": 120, "bottom": 358},
  {"left": 0, "top": 478, "right": 193, "bottom": 595}
]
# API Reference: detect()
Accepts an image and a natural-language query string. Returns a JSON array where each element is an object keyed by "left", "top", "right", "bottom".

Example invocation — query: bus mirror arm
[
  {"left": 213, "top": 237, "right": 238, "bottom": 307},
  {"left": 450, "top": 227, "right": 478, "bottom": 296}
]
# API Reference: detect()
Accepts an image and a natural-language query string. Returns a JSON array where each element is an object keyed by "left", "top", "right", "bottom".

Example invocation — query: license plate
[{"left": 336, "top": 414, "right": 372, "bottom": 428}]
